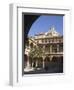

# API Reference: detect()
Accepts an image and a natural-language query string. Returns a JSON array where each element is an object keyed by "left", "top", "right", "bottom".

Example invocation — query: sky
[{"left": 28, "top": 15, "right": 63, "bottom": 37}]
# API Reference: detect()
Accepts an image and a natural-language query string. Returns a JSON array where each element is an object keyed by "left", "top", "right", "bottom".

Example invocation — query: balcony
[
  {"left": 45, "top": 51, "right": 63, "bottom": 55},
  {"left": 38, "top": 40, "right": 63, "bottom": 45}
]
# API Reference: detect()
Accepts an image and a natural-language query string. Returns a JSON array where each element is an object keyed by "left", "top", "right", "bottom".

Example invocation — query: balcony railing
[
  {"left": 45, "top": 52, "right": 63, "bottom": 55},
  {"left": 38, "top": 41, "right": 63, "bottom": 44}
]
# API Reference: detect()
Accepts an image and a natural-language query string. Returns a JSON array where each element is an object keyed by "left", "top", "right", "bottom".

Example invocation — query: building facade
[{"left": 24, "top": 27, "right": 63, "bottom": 72}]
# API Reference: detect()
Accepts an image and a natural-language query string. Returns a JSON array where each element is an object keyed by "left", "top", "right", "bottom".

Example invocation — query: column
[
  {"left": 50, "top": 45, "right": 52, "bottom": 53},
  {"left": 50, "top": 56, "right": 52, "bottom": 61},
  {"left": 42, "top": 57, "right": 45, "bottom": 69},
  {"left": 57, "top": 44, "right": 59, "bottom": 53},
  {"left": 26, "top": 55, "right": 30, "bottom": 68},
  {"left": 32, "top": 62, "right": 33, "bottom": 68},
  {"left": 36, "top": 60, "right": 38, "bottom": 67},
  {"left": 43, "top": 45, "right": 45, "bottom": 51},
  {"left": 43, "top": 59, "right": 45, "bottom": 69},
  {"left": 42, "top": 45, "right": 45, "bottom": 69}
]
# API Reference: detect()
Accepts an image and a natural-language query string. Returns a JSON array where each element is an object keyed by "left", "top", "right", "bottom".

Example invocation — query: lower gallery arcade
[{"left": 24, "top": 55, "right": 63, "bottom": 71}]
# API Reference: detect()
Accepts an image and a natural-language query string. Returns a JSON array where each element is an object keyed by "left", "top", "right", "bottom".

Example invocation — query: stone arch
[
  {"left": 52, "top": 56, "right": 59, "bottom": 62},
  {"left": 22, "top": 14, "right": 40, "bottom": 47},
  {"left": 45, "top": 56, "right": 50, "bottom": 64},
  {"left": 51, "top": 56, "right": 63, "bottom": 73},
  {"left": 57, "top": 56, "right": 63, "bottom": 72},
  {"left": 23, "top": 15, "right": 41, "bottom": 69},
  {"left": 38, "top": 57, "right": 43, "bottom": 68},
  {"left": 44, "top": 56, "right": 50, "bottom": 71},
  {"left": 31, "top": 57, "right": 43, "bottom": 68}
]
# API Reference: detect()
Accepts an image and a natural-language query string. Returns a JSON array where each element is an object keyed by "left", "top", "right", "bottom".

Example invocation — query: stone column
[
  {"left": 42, "top": 45, "right": 45, "bottom": 69},
  {"left": 32, "top": 62, "right": 33, "bottom": 68},
  {"left": 26, "top": 55, "right": 30, "bottom": 68},
  {"left": 36, "top": 60, "right": 38, "bottom": 67},
  {"left": 57, "top": 44, "right": 59, "bottom": 53},
  {"left": 43, "top": 59, "right": 45, "bottom": 69},
  {"left": 42, "top": 57, "right": 45, "bottom": 69},
  {"left": 50, "top": 45, "right": 52, "bottom": 53},
  {"left": 43, "top": 45, "right": 45, "bottom": 50},
  {"left": 50, "top": 56, "right": 53, "bottom": 61}
]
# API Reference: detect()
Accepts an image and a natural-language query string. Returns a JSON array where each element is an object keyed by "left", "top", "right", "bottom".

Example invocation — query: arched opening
[
  {"left": 38, "top": 57, "right": 43, "bottom": 68},
  {"left": 44, "top": 57, "right": 50, "bottom": 71},
  {"left": 23, "top": 14, "right": 40, "bottom": 48},
  {"left": 23, "top": 14, "right": 40, "bottom": 74},
  {"left": 31, "top": 57, "right": 43, "bottom": 70},
  {"left": 50, "top": 56, "right": 63, "bottom": 73},
  {"left": 52, "top": 56, "right": 58, "bottom": 62},
  {"left": 58, "top": 56, "right": 63, "bottom": 72},
  {"left": 23, "top": 14, "right": 63, "bottom": 74}
]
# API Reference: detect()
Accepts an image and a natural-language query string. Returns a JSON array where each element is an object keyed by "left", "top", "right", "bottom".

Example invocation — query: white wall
[{"left": 0, "top": 0, "right": 74, "bottom": 89}]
